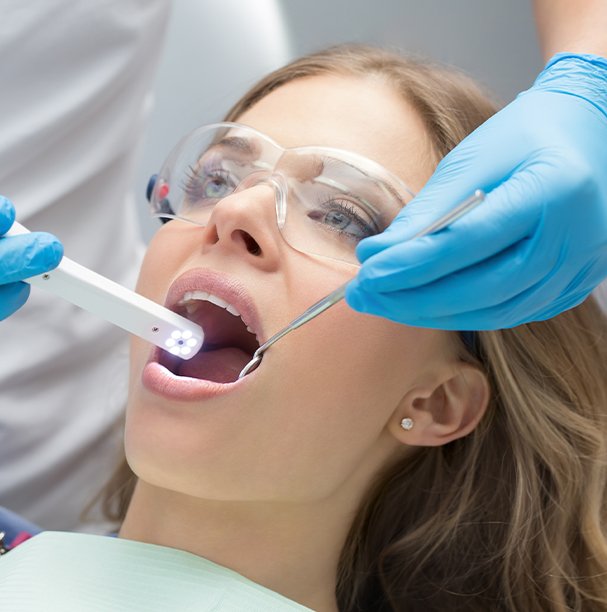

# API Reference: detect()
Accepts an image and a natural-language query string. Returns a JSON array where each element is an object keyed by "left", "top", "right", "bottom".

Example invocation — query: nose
[{"left": 199, "top": 176, "right": 285, "bottom": 270}]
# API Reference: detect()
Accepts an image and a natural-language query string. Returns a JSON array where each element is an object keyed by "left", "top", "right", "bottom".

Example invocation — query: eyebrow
[
  {"left": 318, "top": 155, "right": 407, "bottom": 214},
  {"left": 375, "top": 177, "right": 408, "bottom": 210},
  {"left": 214, "top": 136, "right": 258, "bottom": 156}
]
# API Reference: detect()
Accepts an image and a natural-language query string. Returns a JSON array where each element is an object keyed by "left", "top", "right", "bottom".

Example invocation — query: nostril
[{"left": 236, "top": 230, "right": 262, "bottom": 256}]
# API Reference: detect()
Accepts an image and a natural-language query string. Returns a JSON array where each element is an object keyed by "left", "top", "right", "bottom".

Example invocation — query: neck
[{"left": 119, "top": 482, "right": 350, "bottom": 612}]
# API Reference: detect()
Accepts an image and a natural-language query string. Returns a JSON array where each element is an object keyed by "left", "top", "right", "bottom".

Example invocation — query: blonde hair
[{"left": 97, "top": 45, "right": 607, "bottom": 611}]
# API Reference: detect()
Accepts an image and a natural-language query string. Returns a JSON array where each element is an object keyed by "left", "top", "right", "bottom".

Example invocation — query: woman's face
[{"left": 126, "top": 74, "right": 456, "bottom": 502}]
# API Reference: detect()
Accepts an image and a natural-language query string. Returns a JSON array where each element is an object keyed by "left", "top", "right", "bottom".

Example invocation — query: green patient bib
[{"left": 0, "top": 531, "right": 315, "bottom": 611}]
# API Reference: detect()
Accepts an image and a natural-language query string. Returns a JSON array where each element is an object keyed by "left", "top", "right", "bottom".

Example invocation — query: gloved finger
[
  {"left": 345, "top": 277, "right": 538, "bottom": 330},
  {"left": 0, "top": 232, "right": 64, "bottom": 284},
  {"left": 355, "top": 167, "right": 547, "bottom": 293},
  {"left": 347, "top": 233, "right": 555, "bottom": 325},
  {"left": 0, "top": 196, "right": 16, "bottom": 235},
  {"left": 346, "top": 228, "right": 566, "bottom": 320},
  {"left": 0, "top": 282, "right": 30, "bottom": 320}
]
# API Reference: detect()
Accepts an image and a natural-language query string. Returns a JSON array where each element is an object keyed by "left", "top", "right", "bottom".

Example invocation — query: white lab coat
[{"left": 0, "top": 0, "right": 291, "bottom": 532}]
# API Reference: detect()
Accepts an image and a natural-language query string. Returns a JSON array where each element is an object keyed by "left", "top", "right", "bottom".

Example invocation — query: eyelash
[
  {"left": 182, "top": 165, "right": 234, "bottom": 200},
  {"left": 313, "top": 196, "right": 377, "bottom": 238}
]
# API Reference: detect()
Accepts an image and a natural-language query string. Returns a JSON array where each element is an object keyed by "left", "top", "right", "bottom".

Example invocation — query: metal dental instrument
[
  {"left": 6, "top": 221, "right": 204, "bottom": 359},
  {"left": 238, "top": 189, "right": 486, "bottom": 379}
]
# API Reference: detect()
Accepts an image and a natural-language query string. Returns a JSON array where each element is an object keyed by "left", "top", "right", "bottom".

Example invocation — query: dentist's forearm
[{"left": 533, "top": 0, "right": 607, "bottom": 61}]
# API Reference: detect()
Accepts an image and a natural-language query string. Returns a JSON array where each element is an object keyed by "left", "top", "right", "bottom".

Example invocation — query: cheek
[
  {"left": 283, "top": 306, "right": 422, "bottom": 415},
  {"left": 279, "top": 258, "right": 424, "bottom": 412},
  {"left": 135, "top": 227, "right": 180, "bottom": 300},
  {"left": 240, "top": 264, "right": 423, "bottom": 494},
  {"left": 246, "top": 306, "right": 428, "bottom": 500}
]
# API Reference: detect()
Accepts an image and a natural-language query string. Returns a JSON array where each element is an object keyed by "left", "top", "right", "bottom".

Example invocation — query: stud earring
[{"left": 400, "top": 417, "right": 414, "bottom": 431}]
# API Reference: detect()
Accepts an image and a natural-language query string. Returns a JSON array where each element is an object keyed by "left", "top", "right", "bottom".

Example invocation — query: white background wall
[{"left": 134, "top": 0, "right": 543, "bottom": 241}]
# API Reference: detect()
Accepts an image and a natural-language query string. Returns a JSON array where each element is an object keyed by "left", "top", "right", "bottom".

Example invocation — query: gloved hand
[
  {"left": 346, "top": 53, "right": 607, "bottom": 330},
  {"left": 0, "top": 196, "right": 63, "bottom": 320}
]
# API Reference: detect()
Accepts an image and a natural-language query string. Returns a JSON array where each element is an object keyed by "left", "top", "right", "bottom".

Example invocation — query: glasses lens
[
  {"left": 278, "top": 149, "right": 411, "bottom": 264},
  {"left": 150, "top": 124, "right": 414, "bottom": 264},
  {"left": 150, "top": 123, "right": 279, "bottom": 225}
]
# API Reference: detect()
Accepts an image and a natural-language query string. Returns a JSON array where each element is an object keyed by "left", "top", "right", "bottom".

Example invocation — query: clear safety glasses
[{"left": 146, "top": 122, "right": 415, "bottom": 265}]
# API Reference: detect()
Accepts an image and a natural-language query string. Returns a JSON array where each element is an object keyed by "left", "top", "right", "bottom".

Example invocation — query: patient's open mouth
[
  {"left": 142, "top": 268, "right": 264, "bottom": 400},
  {"left": 159, "top": 290, "right": 260, "bottom": 384}
]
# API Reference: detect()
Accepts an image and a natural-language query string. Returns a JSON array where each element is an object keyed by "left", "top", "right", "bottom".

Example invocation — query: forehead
[{"left": 236, "top": 74, "right": 435, "bottom": 192}]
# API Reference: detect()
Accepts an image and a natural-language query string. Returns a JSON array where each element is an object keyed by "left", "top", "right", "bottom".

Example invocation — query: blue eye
[
  {"left": 183, "top": 165, "right": 236, "bottom": 202},
  {"left": 308, "top": 199, "right": 377, "bottom": 241},
  {"left": 324, "top": 209, "right": 352, "bottom": 230},
  {"left": 202, "top": 173, "right": 234, "bottom": 199}
]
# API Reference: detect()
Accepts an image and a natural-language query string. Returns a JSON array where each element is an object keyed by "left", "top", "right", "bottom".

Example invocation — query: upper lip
[{"left": 164, "top": 268, "right": 265, "bottom": 343}]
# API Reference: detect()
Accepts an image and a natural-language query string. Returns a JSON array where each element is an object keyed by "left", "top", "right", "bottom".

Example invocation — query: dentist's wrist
[{"left": 525, "top": 52, "right": 607, "bottom": 118}]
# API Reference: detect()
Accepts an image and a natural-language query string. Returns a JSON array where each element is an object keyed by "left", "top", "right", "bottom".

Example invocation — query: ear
[{"left": 388, "top": 364, "right": 490, "bottom": 447}]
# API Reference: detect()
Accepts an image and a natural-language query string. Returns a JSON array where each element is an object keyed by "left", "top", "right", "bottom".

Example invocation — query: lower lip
[{"left": 142, "top": 349, "right": 250, "bottom": 401}]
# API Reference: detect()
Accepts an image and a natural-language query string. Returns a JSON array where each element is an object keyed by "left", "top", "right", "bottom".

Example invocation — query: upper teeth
[{"left": 178, "top": 291, "right": 255, "bottom": 335}]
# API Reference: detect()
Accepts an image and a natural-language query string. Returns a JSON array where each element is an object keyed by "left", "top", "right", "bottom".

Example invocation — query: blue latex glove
[
  {"left": 0, "top": 196, "right": 63, "bottom": 320},
  {"left": 346, "top": 53, "right": 607, "bottom": 330}
]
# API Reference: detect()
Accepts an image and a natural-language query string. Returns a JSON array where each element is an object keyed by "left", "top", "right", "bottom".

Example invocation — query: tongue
[{"left": 177, "top": 347, "right": 251, "bottom": 384}]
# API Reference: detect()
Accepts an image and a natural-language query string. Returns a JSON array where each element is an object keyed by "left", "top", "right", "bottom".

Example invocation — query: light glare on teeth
[
  {"left": 207, "top": 295, "right": 229, "bottom": 309},
  {"left": 180, "top": 290, "right": 209, "bottom": 302}
]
